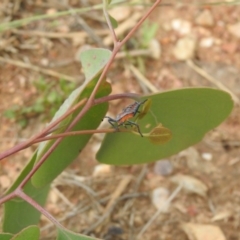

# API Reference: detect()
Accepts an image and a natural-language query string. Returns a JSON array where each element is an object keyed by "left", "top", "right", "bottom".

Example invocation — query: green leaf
[
  {"left": 31, "top": 47, "right": 112, "bottom": 188},
  {"left": 31, "top": 79, "right": 111, "bottom": 188},
  {"left": 79, "top": 48, "right": 112, "bottom": 82},
  {"left": 3, "top": 46, "right": 112, "bottom": 234},
  {"left": 3, "top": 152, "right": 50, "bottom": 234},
  {"left": 10, "top": 226, "right": 39, "bottom": 240},
  {"left": 3, "top": 184, "right": 49, "bottom": 234},
  {"left": 97, "top": 88, "right": 233, "bottom": 165},
  {"left": 57, "top": 227, "right": 100, "bottom": 240},
  {"left": 147, "top": 124, "right": 172, "bottom": 145},
  {"left": 109, "top": 14, "right": 118, "bottom": 28},
  {"left": 0, "top": 233, "right": 13, "bottom": 240},
  {"left": 136, "top": 98, "right": 152, "bottom": 120}
]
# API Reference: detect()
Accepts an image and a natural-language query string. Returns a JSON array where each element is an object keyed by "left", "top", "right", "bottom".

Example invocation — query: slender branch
[
  {"left": 34, "top": 128, "right": 134, "bottom": 144},
  {"left": 0, "top": 57, "right": 77, "bottom": 82},
  {"left": 0, "top": 98, "right": 87, "bottom": 161},
  {"left": 18, "top": 133, "right": 69, "bottom": 188},
  {"left": 121, "top": 0, "right": 162, "bottom": 46},
  {"left": 0, "top": 3, "right": 162, "bottom": 238},
  {"left": 88, "top": 0, "right": 162, "bottom": 104},
  {"left": 103, "top": 0, "right": 118, "bottom": 46},
  {"left": 0, "top": 93, "right": 139, "bottom": 160},
  {"left": 16, "top": 189, "right": 64, "bottom": 228},
  {"left": 66, "top": 0, "right": 162, "bottom": 134},
  {"left": 94, "top": 92, "right": 140, "bottom": 104},
  {"left": 18, "top": 94, "right": 142, "bottom": 188},
  {"left": 0, "top": 191, "right": 16, "bottom": 205},
  {"left": 34, "top": 129, "right": 115, "bottom": 143},
  {"left": 17, "top": 1, "right": 161, "bottom": 188}
]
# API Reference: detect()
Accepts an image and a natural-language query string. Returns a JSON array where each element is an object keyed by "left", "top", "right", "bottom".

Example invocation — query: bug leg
[
  {"left": 104, "top": 117, "right": 119, "bottom": 131},
  {"left": 118, "top": 122, "right": 128, "bottom": 130},
  {"left": 126, "top": 121, "right": 143, "bottom": 137}
]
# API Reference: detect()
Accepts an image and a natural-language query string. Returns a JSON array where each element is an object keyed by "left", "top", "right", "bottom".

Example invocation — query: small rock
[
  {"left": 195, "top": 9, "right": 214, "bottom": 27},
  {"left": 228, "top": 22, "right": 240, "bottom": 38},
  {"left": 181, "top": 223, "right": 226, "bottom": 240},
  {"left": 40, "top": 58, "right": 49, "bottom": 66},
  {"left": 93, "top": 164, "right": 112, "bottom": 177},
  {"left": 154, "top": 160, "right": 173, "bottom": 176},
  {"left": 170, "top": 174, "right": 208, "bottom": 197},
  {"left": 173, "top": 37, "right": 196, "bottom": 60},
  {"left": 104, "top": 226, "right": 124, "bottom": 239},
  {"left": 179, "top": 147, "right": 201, "bottom": 171},
  {"left": 151, "top": 187, "right": 170, "bottom": 212},
  {"left": 201, "top": 153, "right": 213, "bottom": 161},
  {"left": 211, "top": 210, "right": 232, "bottom": 222},
  {"left": 149, "top": 39, "right": 161, "bottom": 60},
  {"left": 171, "top": 19, "right": 192, "bottom": 35},
  {"left": 199, "top": 37, "right": 214, "bottom": 48}
]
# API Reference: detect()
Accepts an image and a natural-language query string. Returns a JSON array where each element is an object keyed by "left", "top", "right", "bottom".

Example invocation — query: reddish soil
[{"left": 0, "top": 1, "right": 240, "bottom": 240}]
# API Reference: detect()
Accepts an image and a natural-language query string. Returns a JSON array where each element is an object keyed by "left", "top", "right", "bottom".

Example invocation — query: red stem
[
  {"left": 0, "top": 191, "right": 16, "bottom": 205},
  {"left": 0, "top": 98, "right": 87, "bottom": 161},
  {"left": 103, "top": 0, "right": 118, "bottom": 46},
  {"left": 15, "top": 189, "right": 64, "bottom": 228},
  {"left": 0, "top": 0, "right": 161, "bottom": 209}
]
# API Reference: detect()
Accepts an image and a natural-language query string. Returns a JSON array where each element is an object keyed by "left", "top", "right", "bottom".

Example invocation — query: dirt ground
[{"left": 0, "top": 1, "right": 240, "bottom": 240}]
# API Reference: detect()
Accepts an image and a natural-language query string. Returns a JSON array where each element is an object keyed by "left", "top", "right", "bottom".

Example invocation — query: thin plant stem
[
  {"left": 0, "top": 98, "right": 87, "bottom": 161},
  {"left": 0, "top": 192, "right": 16, "bottom": 205},
  {"left": 0, "top": 92, "right": 139, "bottom": 160},
  {"left": 31, "top": 0, "right": 162, "bottom": 186},
  {"left": 62, "top": 0, "right": 162, "bottom": 133},
  {"left": 16, "top": 189, "right": 64, "bottom": 229},
  {"left": 18, "top": 137, "right": 62, "bottom": 188},
  {"left": 18, "top": 95, "right": 125, "bottom": 187},
  {"left": 120, "top": 0, "right": 162, "bottom": 46},
  {"left": 34, "top": 128, "right": 133, "bottom": 143},
  {"left": 0, "top": 1, "right": 162, "bottom": 226},
  {"left": 103, "top": 0, "right": 118, "bottom": 46},
  {"left": 17, "top": 0, "right": 162, "bottom": 189},
  {"left": 88, "top": 0, "right": 162, "bottom": 105}
]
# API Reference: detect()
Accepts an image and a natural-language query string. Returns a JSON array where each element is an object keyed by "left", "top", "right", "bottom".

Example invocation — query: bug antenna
[{"left": 140, "top": 99, "right": 148, "bottom": 105}]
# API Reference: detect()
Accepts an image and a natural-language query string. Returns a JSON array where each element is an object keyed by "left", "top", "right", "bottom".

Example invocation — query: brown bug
[{"left": 105, "top": 99, "right": 147, "bottom": 137}]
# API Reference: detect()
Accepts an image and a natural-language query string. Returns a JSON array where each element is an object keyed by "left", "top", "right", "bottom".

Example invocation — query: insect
[{"left": 105, "top": 99, "right": 148, "bottom": 137}]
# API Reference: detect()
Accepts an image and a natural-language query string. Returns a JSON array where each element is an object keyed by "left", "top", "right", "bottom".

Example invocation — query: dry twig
[
  {"left": 104, "top": 175, "right": 132, "bottom": 213},
  {"left": 0, "top": 56, "right": 79, "bottom": 82},
  {"left": 129, "top": 64, "right": 158, "bottom": 93},
  {"left": 187, "top": 60, "right": 239, "bottom": 105},
  {"left": 12, "top": 29, "right": 108, "bottom": 39},
  {"left": 137, "top": 184, "right": 182, "bottom": 239}
]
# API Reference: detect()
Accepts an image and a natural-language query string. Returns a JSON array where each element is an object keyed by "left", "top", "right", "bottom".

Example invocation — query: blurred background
[{"left": 0, "top": 0, "right": 240, "bottom": 239}]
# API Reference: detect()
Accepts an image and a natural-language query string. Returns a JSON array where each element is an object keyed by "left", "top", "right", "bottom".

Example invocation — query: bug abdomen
[{"left": 117, "top": 113, "right": 135, "bottom": 124}]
